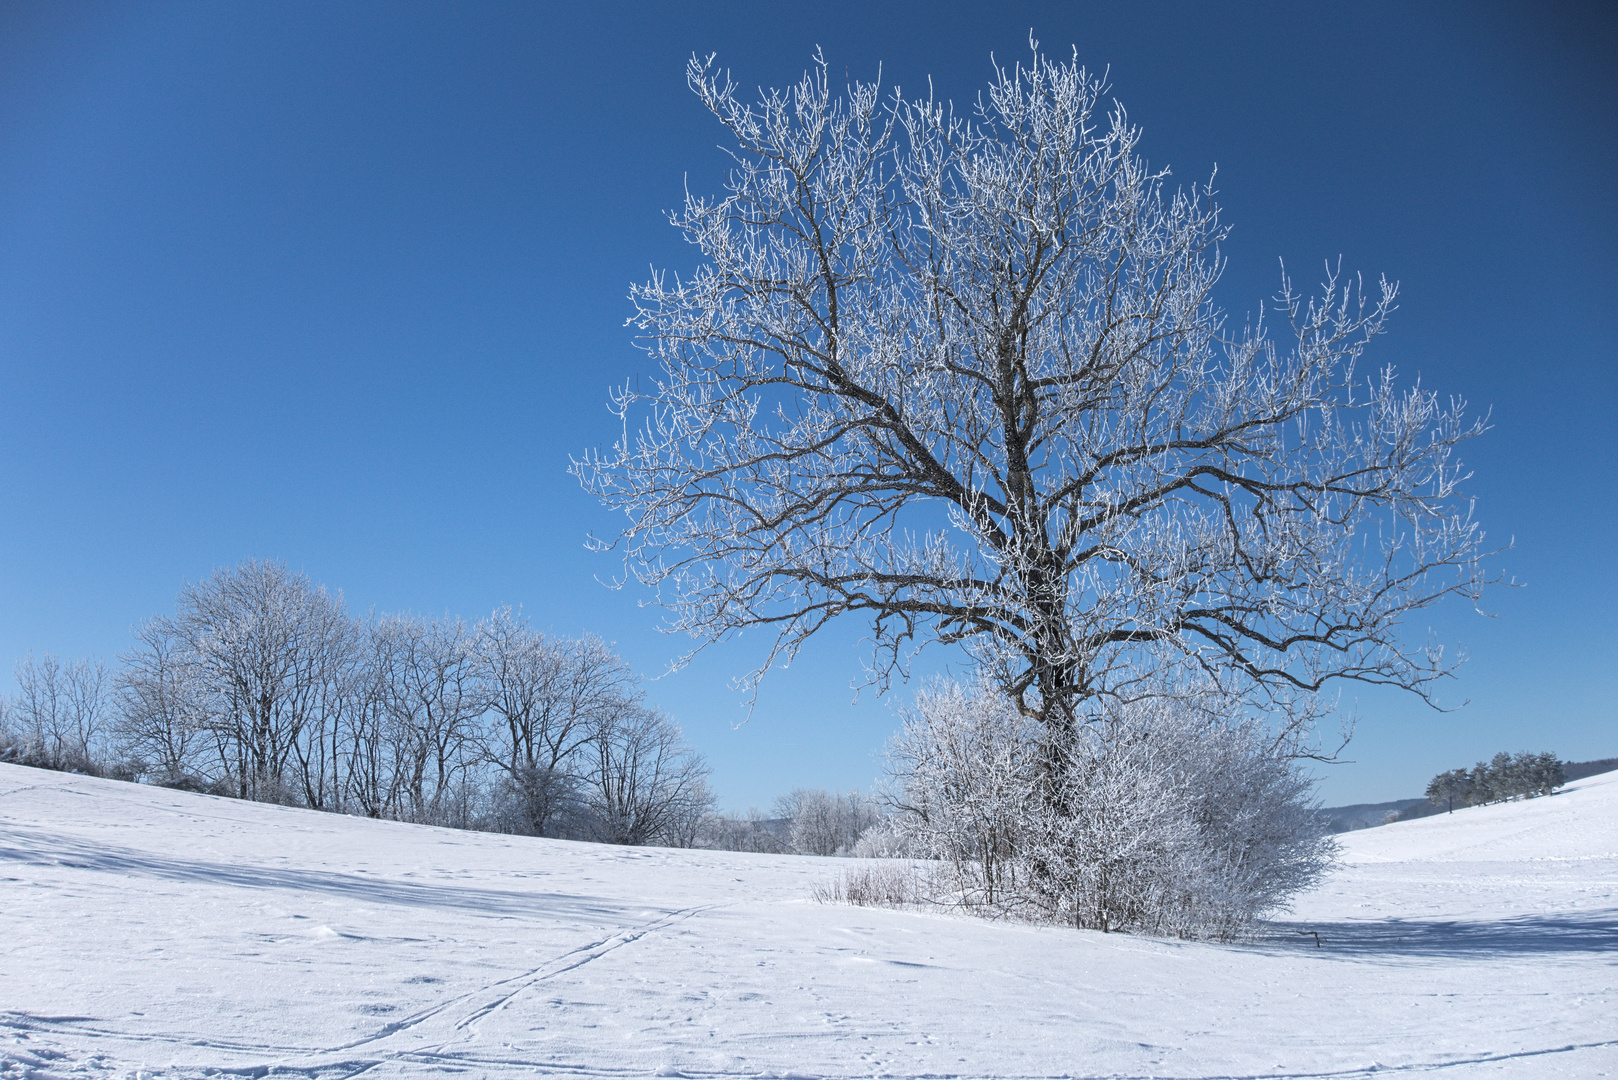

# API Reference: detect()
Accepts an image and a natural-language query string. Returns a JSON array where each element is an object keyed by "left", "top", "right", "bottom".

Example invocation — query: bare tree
[
  {"left": 0, "top": 694, "right": 14, "bottom": 762},
  {"left": 285, "top": 615, "right": 361, "bottom": 811},
  {"left": 162, "top": 560, "right": 354, "bottom": 802},
  {"left": 476, "top": 609, "right": 634, "bottom": 836},
  {"left": 660, "top": 776, "right": 716, "bottom": 848},
  {"left": 586, "top": 705, "right": 713, "bottom": 846},
  {"left": 114, "top": 619, "right": 208, "bottom": 783},
  {"left": 340, "top": 623, "right": 400, "bottom": 818},
  {"left": 697, "top": 806, "right": 790, "bottom": 853},
  {"left": 574, "top": 44, "right": 1492, "bottom": 747},
  {"left": 11, "top": 653, "right": 109, "bottom": 771},
  {"left": 8, "top": 562, "right": 720, "bottom": 852}
]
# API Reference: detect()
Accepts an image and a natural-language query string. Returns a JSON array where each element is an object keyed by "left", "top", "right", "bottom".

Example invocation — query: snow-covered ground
[{"left": 2, "top": 763, "right": 1613, "bottom": 1079}]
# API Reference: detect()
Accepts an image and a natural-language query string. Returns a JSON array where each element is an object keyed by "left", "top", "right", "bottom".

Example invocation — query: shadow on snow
[
  {"left": 1264, "top": 911, "right": 1618, "bottom": 959},
  {"left": 0, "top": 828, "right": 651, "bottom": 926}
]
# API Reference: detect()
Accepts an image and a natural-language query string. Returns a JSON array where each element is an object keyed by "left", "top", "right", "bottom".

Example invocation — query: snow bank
[{"left": 2, "top": 763, "right": 1613, "bottom": 1078}]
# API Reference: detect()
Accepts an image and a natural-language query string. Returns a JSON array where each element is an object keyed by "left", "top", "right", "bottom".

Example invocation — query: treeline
[
  {"left": 0, "top": 560, "right": 905, "bottom": 854},
  {"left": 1565, "top": 757, "right": 1618, "bottom": 783},
  {"left": 702, "top": 788, "right": 890, "bottom": 856},
  {"left": 1424, "top": 751, "right": 1566, "bottom": 813},
  {"left": 0, "top": 560, "right": 713, "bottom": 845}
]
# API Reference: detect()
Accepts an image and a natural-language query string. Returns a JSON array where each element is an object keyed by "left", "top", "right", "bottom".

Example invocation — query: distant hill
[
  {"left": 1316, "top": 798, "right": 1429, "bottom": 834},
  {"left": 1565, "top": 757, "right": 1618, "bottom": 783},
  {"left": 1319, "top": 756, "right": 1616, "bottom": 833}
]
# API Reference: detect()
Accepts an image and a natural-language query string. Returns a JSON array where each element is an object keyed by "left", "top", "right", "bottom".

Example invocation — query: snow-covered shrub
[
  {"left": 483, "top": 764, "right": 589, "bottom": 838},
  {"left": 1021, "top": 718, "right": 1196, "bottom": 933},
  {"left": 848, "top": 817, "right": 916, "bottom": 858},
  {"left": 155, "top": 771, "right": 235, "bottom": 797},
  {"left": 1127, "top": 699, "right": 1336, "bottom": 939},
  {"left": 811, "top": 863, "right": 921, "bottom": 908},
  {"left": 886, "top": 680, "right": 1035, "bottom": 904},
  {"left": 885, "top": 678, "right": 1335, "bottom": 939}
]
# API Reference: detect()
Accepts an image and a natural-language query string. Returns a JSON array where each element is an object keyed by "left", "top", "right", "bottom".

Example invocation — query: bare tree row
[
  {"left": 0, "top": 653, "right": 109, "bottom": 774},
  {"left": 1, "top": 561, "right": 713, "bottom": 845},
  {"left": 699, "top": 789, "right": 887, "bottom": 856}
]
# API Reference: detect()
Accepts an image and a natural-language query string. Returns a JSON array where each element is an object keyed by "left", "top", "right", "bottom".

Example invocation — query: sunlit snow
[{"left": 2, "top": 763, "right": 1614, "bottom": 1078}]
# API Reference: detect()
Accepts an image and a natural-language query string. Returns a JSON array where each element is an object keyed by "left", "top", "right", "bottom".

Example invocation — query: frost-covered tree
[{"left": 575, "top": 44, "right": 1492, "bottom": 751}]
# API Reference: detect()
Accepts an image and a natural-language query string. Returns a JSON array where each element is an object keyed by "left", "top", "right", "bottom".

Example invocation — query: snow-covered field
[{"left": 2, "top": 763, "right": 1613, "bottom": 1079}]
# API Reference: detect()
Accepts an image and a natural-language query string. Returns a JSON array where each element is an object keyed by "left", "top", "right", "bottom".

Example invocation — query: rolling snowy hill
[{"left": 2, "top": 762, "right": 1614, "bottom": 1079}]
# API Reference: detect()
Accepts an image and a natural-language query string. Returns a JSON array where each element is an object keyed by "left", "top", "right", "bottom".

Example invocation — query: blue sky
[{"left": 1, "top": 0, "right": 1612, "bottom": 809}]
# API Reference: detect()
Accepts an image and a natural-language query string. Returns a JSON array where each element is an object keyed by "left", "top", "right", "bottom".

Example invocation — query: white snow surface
[{"left": 1, "top": 763, "right": 1613, "bottom": 1079}]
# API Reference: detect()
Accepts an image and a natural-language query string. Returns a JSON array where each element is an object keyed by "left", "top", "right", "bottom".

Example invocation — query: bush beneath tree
[{"left": 885, "top": 679, "right": 1334, "bottom": 940}]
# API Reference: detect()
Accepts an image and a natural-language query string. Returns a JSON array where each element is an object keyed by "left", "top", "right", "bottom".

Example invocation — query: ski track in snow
[
  {"left": 3, "top": 901, "right": 716, "bottom": 1075},
  {"left": 1, "top": 765, "right": 1614, "bottom": 1080}
]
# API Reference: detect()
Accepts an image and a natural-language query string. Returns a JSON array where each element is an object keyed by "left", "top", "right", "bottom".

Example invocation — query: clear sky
[{"left": 1, "top": 0, "right": 1613, "bottom": 810}]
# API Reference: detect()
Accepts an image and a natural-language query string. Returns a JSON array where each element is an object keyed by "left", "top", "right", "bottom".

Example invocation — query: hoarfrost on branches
[
  {"left": 886, "top": 676, "right": 1335, "bottom": 938},
  {"left": 574, "top": 42, "right": 1494, "bottom": 742}
]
